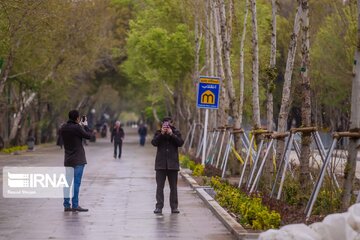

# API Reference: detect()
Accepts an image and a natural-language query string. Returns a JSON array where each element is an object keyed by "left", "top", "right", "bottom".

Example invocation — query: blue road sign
[{"left": 196, "top": 76, "right": 221, "bottom": 109}]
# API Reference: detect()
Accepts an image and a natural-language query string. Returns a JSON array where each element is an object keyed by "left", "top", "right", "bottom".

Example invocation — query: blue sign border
[{"left": 196, "top": 75, "right": 221, "bottom": 109}]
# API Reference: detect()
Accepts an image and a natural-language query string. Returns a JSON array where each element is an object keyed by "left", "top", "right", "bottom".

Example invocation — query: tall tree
[
  {"left": 275, "top": 2, "right": 302, "bottom": 165},
  {"left": 238, "top": 0, "right": 249, "bottom": 130},
  {"left": 341, "top": 0, "right": 360, "bottom": 210},
  {"left": 298, "top": 0, "right": 311, "bottom": 193},
  {"left": 250, "top": 0, "right": 261, "bottom": 129},
  {"left": 267, "top": 0, "right": 277, "bottom": 131},
  {"left": 213, "top": 0, "right": 228, "bottom": 126}
]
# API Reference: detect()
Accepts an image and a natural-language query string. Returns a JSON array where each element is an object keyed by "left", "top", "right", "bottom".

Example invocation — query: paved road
[{"left": 0, "top": 128, "right": 234, "bottom": 240}]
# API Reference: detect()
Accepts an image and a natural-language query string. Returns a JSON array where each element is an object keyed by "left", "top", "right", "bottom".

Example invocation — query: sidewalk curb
[{"left": 180, "top": 171, "right": 260, "bottom": 240}]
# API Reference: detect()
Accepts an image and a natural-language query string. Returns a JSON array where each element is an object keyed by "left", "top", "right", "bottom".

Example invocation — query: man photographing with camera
[
  {"left": 60, "top": 110, "right": 93, "bottom": 212},
  {"left": 151, "top": 117, "right": 184, "bottom": 214}
]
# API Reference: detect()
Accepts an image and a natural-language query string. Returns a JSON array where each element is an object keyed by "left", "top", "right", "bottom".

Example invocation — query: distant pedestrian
[
  {"left": 151, "top": 117, "right": 184, "bottom": 214},
  {"left": 138, "top": 123, "right": 148, "bottom": 146},
  {"left": 60, "top": 110, "right": 93, "bottom": 212},
  {"left": 56, "top": 124, "right": 64, "bottom": 149},
  {"left": 111, "top": 121, "right": 125, "bottom": 159}
]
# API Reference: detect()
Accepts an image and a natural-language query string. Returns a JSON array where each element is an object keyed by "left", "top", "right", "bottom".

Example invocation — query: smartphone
[{"left": 81, "top": 115, "right": 86, "bottom": 122}]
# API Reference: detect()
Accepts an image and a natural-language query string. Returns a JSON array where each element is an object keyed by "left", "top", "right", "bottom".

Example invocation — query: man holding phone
[
  {"left": 60, "top": 110, "right": 92, "bottom": 212},
  {"left": 151, "top": 117, "right": 184, "bottom": 214}
]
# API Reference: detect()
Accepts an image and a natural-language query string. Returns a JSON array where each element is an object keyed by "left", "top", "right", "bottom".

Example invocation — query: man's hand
[
  {"left": 161, "top": 127, "right": 167, "bottom": 134},
  {"left": 167, "top": 127, "right": 173, "bottom": 135}
]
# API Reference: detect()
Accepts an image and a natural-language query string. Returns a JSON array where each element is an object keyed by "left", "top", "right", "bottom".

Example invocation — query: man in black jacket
[
  {"left": 151, "top": 117, "right": 184, "bottom": 214},
  {"left": 61, "top": 110, "right": 92, "bottom": 212},
  {"left": 111, "top": 121, "right": 125, "bottom": 159}
]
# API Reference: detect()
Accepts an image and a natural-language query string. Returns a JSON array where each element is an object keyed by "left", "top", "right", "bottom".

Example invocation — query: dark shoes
[
  {"left": 171, "top": 209, "right": 180, "bottom": 214},
  {"left": 72, "top": 206, "right": 89, "bottom": 212},
  {"left": 153, "top": 208, "right": 179, "bottom": 214},
  {"left": 64, "top": 207, "right": 72, "bottom": 212},
  {"left": 153, "top": 208, "right": 162, "bottom": 214}
]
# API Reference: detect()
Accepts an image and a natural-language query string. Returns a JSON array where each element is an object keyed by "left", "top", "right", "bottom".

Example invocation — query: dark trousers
[
  {"left": 114, "top": 141, "right": 122, "bottom": 158},
  {"left": 156, "top": 169, "right": 178, "bottom": 210},
  {"left": 139, "top": 135, "right": 146, "bottom": 146}
]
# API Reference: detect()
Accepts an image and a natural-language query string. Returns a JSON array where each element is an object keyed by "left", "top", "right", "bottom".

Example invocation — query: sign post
[{"left": 197, "top": 76, "right": 221, "bottom": 165}]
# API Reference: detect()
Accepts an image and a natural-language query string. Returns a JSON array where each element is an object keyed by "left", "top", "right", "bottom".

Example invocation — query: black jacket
[
  {"left": 151, "top": 126, "right": 184, "bottom": 170},
  {"left": 60, "top": 120, "right": 92, "bottom": 167},
  {"left": 111, "top": 127, "right": 125, "bottom": 143}
]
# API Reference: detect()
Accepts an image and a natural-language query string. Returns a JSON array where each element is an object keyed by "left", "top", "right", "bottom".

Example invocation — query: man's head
[
  {"left": 115, "top": 121, "right": 121, "bottom": 127},
  {"left": 161, "top": 116, "right": 173, "bottom": 127},
  {"left": 69, "top": 110, "right": 80, "bottom": 123}
]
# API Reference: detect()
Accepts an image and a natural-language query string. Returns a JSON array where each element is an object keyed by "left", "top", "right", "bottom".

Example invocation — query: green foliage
[
  {"left": 192, "top": 164, "right": 205, "bottom": 177},
  {"left": 210, "top": 177, "right": 281, "bottom": 230},
  {"left": 312, "top": 187, "right": 342, "bottom": 215},
  {"left": 179, "top": 154, "right": 196, "bottom": 170},
  {"left": 282, "top": 178, "right": 302, "bottom": 206},
  {"left": 1, "top": 145, "right": 27, "bottom": 154}
]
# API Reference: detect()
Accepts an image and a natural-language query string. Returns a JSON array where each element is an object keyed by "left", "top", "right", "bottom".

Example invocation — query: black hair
[
  {"left": 68, "top": 110, "right": 80, "bottom": 121},
  {"left": 162, "top": 116, "right": 172, "bottom": 123}
]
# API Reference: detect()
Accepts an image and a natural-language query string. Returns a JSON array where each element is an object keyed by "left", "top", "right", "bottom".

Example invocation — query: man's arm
[
  {"left": 151, "top": 131, "right": 164, "bottom": 146},
  {"left": 76, "top": 125, "right": 92, "bottom": 140},
  {"left": 111, "top": 129, "right": 114, "bottom": 143},
  {"left": 170, "top": 130, "right": 184, "bottom": 147}
]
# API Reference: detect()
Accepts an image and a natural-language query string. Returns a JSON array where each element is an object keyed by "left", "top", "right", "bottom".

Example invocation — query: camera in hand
[
  {"left": 81, "top": 115, "right": 86, "bottom": 122},
  {"left": 162, "top": 121, "right": 170, "bottom": 129}
]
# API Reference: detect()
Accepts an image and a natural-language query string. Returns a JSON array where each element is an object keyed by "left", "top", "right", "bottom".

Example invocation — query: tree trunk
[
  {"left": 250, "top": 0, "right": 261, "bottom": 129},
  {"left": 264, "top": 0, "right": 277, "bottom": 189},
  {"left": 299, "top": 0, "right": 312, "bottom": 196},
  {"left": 213, "top": 0, "right": 228, "bottom": 127},
  {"left": 9, "top": 92, "right": 37, "bottom": 142},
  {"left": 218, "top": 0, "right": 239, "bottom": 129},
  {"left": 275, "top": 3, "right": 302, "bottom": 166},
  {"left": 238, "top": 0, "right": 248, "bottom": 128},
  {"left": 267, "top": 0, "right": 277, "bottom": 132},
  {"left": 0, "top": 51, "right": 14, "bottom": 96},
  {"left": 341, "top": 0, "right": 360, "bottom": 209},
  {"left": 277, "top": 4, "right": 302, "bottom": 133}
]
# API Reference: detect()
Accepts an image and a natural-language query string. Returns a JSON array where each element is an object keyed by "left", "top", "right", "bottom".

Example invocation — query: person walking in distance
[
  {"left": 111, "top": 121, "right": 125, "bottom": 159},
  {"left": 60, "top": 110, "right": 93, "bottom": 212},
  {"left": 151, "top": 117, "right": 184, "bottom": 214},
  {"left": 138, "top": 123, "right": 148, "bottom": 146}
]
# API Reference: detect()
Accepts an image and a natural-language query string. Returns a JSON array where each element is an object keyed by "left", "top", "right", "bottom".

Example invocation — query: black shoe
[
  {"left": 171, "top": 209, "right": 180, "bottom": 214},
  {"left": 153, "top": 208, "right": 162, "bottom": 214},
  {"left": 64, "top": 207, "right": 73, "bottom": 212},
  {"left": 72, "top": 206, "right": 88, "bottom": 212}
]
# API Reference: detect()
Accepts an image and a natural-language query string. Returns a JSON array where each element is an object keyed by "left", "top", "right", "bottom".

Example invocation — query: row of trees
[
  {"left": 0, "top": 0, "right": 359, "bottom": 210},
  {"left": 0, "top": 0, "right": 131, "bottom": 146},
  {"left": 121, "top": 0, "right": 360, "bottom": 209}
]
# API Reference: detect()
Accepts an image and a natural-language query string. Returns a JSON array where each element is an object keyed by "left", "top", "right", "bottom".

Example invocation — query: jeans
[
  {"left": 63, "top": 164, "right": 85, "bottom": 208},
  {"left": 139, "top": 135, "right": 146, "bottom": 146},
  {"left": 114, "top": 141, "right": 122, "bottom": 158},
  {"left": 155, "top": 170, "right": 178, "bottom": 210}
]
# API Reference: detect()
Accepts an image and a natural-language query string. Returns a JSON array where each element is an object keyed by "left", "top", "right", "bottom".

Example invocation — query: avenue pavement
[{"left": 0, "top": 127, "right": 234, "bottom": 240}]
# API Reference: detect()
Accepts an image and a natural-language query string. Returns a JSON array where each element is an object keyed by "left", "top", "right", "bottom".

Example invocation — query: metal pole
[
  {"left": 209, "top": 130, "right": 220, "bottom": 165},
  {"left": 314, "top": 131, "right": 340, "bottom": 189},
  {"left": 196, "top": 127, "right": 205, "bottom": 158},
  {"left": 202, "top": 109, "right": 209, "bottom": 165},
  {"left": 188, "top": 124, "right": 196, "bottom": 152},
  {"left": 239, "top": 135, "right": 254, "bottom": 187},
  {"left": 250, "top": 139, "right": 274, "bottom": 193},
  {"left": 222, "top": 135, "right": 233, "bottom": 178},
  {"left": 305, "top": 138, "right": 338, "bottom": 219},
  {"left": 247, "top": 139, "right": 264, "bottom": 189},
  {"left": 216, "top": 129, "right": 226, "bottom": 168},
  {"left": 277, "top": 133, "right": 295, "bottom": 199},
  {"left": 271, "top": 136, "right": 291, "bottom": 197},
  {"left": 221, "top": 131, "right": 231, "bottom": 169},
  {"left": 206, "top": 130, "right": 216, "bottom": 162}
]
